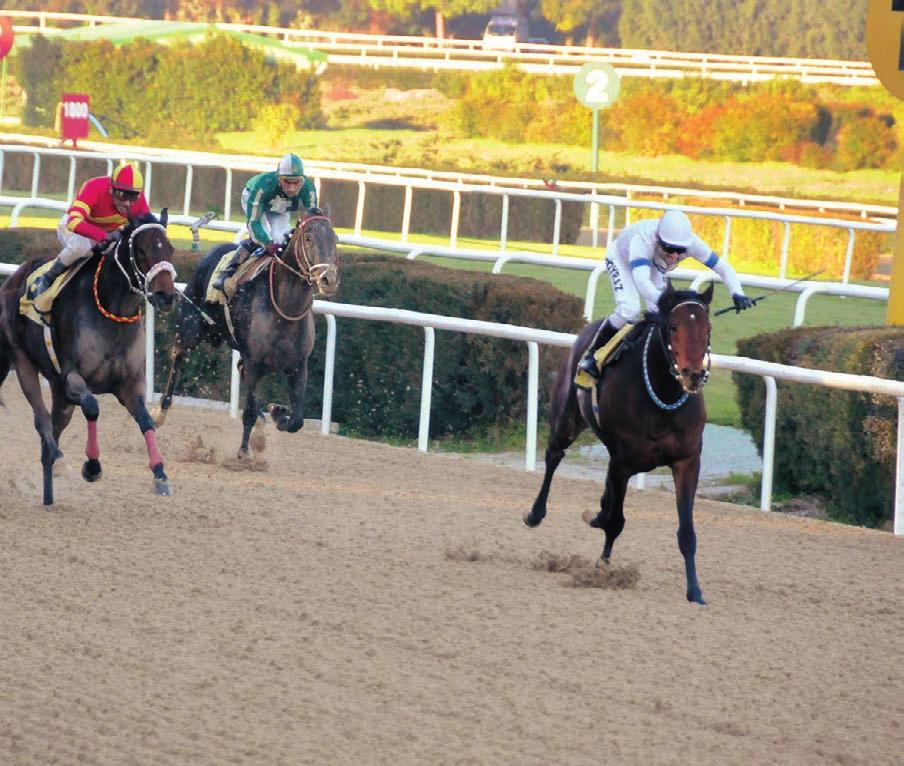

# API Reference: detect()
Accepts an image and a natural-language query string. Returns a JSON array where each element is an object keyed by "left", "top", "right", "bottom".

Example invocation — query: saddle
[
  {"left": 19, "top": 259, "right": 88, "bottom": 326},
  {"left": 572, "top": 322, "right": 635, "bottom": 390},
  {"left": 205, "top": 249, "right": 271, "bottom": 305}
]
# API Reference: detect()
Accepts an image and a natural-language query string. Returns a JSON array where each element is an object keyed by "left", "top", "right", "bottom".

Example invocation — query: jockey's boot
[
  {"left": 28, "top": 258, "right": 69, "bottom": 300},
  {"left": 576, "top": 320, "right": 618, "bottom": 381},
  {"left": 212, "top": 246, "right": 249, "bottom": 293}
]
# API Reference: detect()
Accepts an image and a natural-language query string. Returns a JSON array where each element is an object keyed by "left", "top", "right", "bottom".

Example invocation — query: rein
[{"left": 267, "top": 215, "right": 332, "bottom": 322}]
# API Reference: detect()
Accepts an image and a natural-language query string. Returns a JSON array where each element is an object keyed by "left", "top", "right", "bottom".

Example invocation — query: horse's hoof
[
  {"left": 522, "top": 511, "right": 543, "bottom": 528},
  {"left": 152, "top": 406, "right": 167, "bottom": 427},
  {"left": 581, "top": 509, "right": 602, "bottom": 528},
  {"left": 153, "top": 478, "right": 171, "bottom": 496},
  {"left": 687, "top": 587, "right": 706, "bottom": 605},
  {"left": 81, "top": 459, "right": 102, "bottom": 483},
  {"left": 236, "top": 448, "right": 249, "bottom": 460}
]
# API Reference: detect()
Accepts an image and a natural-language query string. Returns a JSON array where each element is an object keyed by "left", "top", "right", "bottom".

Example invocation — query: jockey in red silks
[{"left": 29, "top": 160, "right": 151, "bottom": 299}]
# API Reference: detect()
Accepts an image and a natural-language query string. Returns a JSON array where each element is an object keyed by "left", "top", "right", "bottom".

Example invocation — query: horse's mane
[{"left": 643, "top": 284, "right": 711, "bottom": 326}]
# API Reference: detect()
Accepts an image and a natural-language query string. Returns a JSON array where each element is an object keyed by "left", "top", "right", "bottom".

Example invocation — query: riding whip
[
  {"left": 713, "top": 270, "right": 825, "bottom": 317},
  {"left": 189, "top": 211, "right": 217, "bottom": 253}
]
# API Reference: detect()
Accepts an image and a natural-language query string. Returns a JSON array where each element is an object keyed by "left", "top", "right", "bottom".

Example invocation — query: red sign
[
  {"left": 0, "top": 17, "right": 14, "bottom": 60},
  {"left": 60, "top": 92, "right": 90, "bottom": 145}
]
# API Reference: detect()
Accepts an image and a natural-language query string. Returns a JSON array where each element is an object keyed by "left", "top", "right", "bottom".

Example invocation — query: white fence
[
  {"left": 0, "top": 142, "right": 895, "bottom": 292},
  {"left": 1, "top": 260, "right": 902, "bottom": 535},
  {"left": 3, "top": 10, "right": 880, "bottom": 86}
]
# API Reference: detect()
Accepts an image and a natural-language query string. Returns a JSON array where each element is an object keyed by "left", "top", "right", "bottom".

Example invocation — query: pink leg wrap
[
  {"left": 86, "top": 420, "right": 100, "bottom": 460},
  {"left": 144, "top": 429, "right": 163, "bottom": 470}
]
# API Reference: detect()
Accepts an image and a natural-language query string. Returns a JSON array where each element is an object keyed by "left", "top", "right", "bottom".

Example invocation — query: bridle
[
  {"left": 643, "top": 299, "right": 712, "bottom": 409},
  {"left": 268, "top": 214, "right": 337, "bottom": 321},
  {"left": 93, "top": 222, "right": 177, "bottom": 323}
]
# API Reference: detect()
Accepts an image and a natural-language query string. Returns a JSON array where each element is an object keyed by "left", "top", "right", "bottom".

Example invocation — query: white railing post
[
  {"left": 450, "top": 189, "right": 461, "bottom": 248},
  {"left": 224, "top": 169, "right": 233, "bottom": 221},
  {"left": 182, "top": 165, "right": 193, "bottom": 217},
  {"left": 552, "top": 198, "right": 562, "bottom": 257},
  {"left": 401, "top": 184, "right": 412, "bottom": 243},
  {"left": 418, "top": 327, "right": 435, "bottom": 452},
  {"left": 760, "top": 376, "right": 777, "bottom": 511},
  {"left": 67, "top": 156, "right": 76, "bottom": 202},
  {"left": 500, "top": 193, "right": 509, "bottom": 251},
  {"left": 354, "top": 180, "right": 366, "bottom": 236},
  {"left": 321, "top": 314, "right": 336, "bottom": 435},
  {"left": 897, "top": 397, "right": 904, "bottom": 536},
  {"left": 589, "top": 196, "right": 600, "bottom": 249},
  {"left": 0, "top": 150, "right": 5, "bottom": 195},
  {"left": 143, "top": 161, "right": 153, "bottom": 207},
  {"left": 526, "top": 341, "right": 539, "bottom": 470},
  {"left": 145, "top": 301, "right": 155, "bottom": 399},
  {"left": 230, "top": 349, "right": 241, "bottom": 418},
  {"left": 841, "top": 228, "right": 855, "bottom": 284},
  {"left": 30, "top": 151, "right": 40, "bottom": 197}
]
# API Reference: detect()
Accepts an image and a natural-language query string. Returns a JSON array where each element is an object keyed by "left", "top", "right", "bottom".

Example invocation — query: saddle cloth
[
  {"left": 573, "top": 322, "right": 635, "bottom": 390},
  {"left": 205, "top": 249, "right": 271, "bottom": 305},
  {"left": 19, "top": 259, "right": 88, "bottom": 327}
]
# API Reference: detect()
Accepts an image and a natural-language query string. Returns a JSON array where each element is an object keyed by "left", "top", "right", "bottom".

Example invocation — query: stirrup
[{"left": 574, "top": 356, "right": 600, "bottom": 390}]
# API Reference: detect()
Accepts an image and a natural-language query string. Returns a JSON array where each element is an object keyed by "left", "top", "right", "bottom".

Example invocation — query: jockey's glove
[
  {"left": 732, "top": 293, "right": 753, "bottom": 312},
  {"left": 104, "top": 230, "right": 122, "bottom": 245}
]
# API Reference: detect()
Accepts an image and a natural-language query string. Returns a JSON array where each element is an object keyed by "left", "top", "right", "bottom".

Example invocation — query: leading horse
[
  {"left": 156, "top": 209, "right": 339, "bottom": 456},
  {"left": 524, "top": 281, "right": 714, "bottom": 604},
  {"left": 0, "top": 210, "right": 178, "bottom": 505}
]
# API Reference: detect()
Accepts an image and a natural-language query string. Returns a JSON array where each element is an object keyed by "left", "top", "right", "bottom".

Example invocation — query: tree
[
  {"left": 369, "top": 0, "right": 495, "bottom": 38},
  {"left": 539, "top": 0, "right": 620, "bottom": 46}
]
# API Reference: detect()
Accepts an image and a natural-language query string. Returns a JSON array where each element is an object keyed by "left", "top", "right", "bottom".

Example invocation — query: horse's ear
[
  {"left": 700, "top": 280, "right": 715, "bottom": 305},
  {"left": 159, "top": 207, "right": 168, "bottom": 228},
  {"left": 323, "top": 203, "right": 331, "bottom": 220}
]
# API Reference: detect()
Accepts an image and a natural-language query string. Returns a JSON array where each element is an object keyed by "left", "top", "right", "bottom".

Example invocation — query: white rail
[
  {"left": 2, "top": 11, "right": 880, "bottom": 86},
  {"left": 1, "top": 260, "right": 901, "bottom": 534},
  {"left": 0, "top": 143, "right": 895, "bottom": 292}
]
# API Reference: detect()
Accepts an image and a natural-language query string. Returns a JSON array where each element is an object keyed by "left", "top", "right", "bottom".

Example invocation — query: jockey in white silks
[{"left": 575, "top": 209, "right": 752, "bottom": 387}]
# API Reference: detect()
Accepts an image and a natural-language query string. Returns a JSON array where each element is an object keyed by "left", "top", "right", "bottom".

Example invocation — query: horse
[
  {"left": 0, "top": 210, "right": 178, "bottom": 505},
  {"left": 524, "top": 280, "right": 714, "bottom": 604},
  {"left": 156, "top": 209, "right": 340, "bottom": 456}
]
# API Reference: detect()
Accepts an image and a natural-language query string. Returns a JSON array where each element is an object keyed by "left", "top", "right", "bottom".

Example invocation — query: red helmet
[{"left": 111, "top": 162, "right": 144, "bottom": 194}]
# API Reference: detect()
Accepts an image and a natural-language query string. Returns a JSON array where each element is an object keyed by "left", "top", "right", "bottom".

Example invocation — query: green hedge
[{"left": 734, "top": 326, "right": 903, "bottom": 527}]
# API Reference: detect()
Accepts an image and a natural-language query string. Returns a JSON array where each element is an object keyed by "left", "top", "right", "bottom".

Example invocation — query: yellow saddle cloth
[
  {"left": 205, "top": 249, "right": 270, "bottom": 305},
  {"left": 19, "top": 260, "right": 84, "bottom": 326},
  {"left": 573, "top": 322, "right": 635, "bottom": 390}
]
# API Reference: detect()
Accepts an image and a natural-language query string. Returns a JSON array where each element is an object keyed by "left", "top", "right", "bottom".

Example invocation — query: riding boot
[
  {"left": 213, "top": 246, "right": 249, "bottom": 292},
  {"left": 576, "top": 320, "right": 619, "bottom": 380},
  {"left": 28, "top": 258, "right": 69, "bottom": 300}
]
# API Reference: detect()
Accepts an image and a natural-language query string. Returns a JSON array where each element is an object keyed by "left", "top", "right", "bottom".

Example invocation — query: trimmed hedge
[{"left": 734, "top": 326, "right": 904, "bottom": 527}]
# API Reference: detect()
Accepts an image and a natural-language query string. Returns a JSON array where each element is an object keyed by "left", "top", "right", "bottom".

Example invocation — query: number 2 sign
[{"left": 573, "top": 63, "right": 620, "bottom": 174}]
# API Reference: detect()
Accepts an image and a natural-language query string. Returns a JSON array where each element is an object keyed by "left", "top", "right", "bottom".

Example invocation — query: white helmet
[{"left": 657, "top": 210, "right": 692, "bottom": 250}]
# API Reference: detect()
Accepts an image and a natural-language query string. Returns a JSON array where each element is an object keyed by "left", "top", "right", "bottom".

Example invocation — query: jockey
[
  {"left": 29, "top": 160, "right": 150, "bottom": 299},
  {"left": 213, "top": 152, "right": 319, "bottom": 292},
  {"left": 575, "top": 209, "right": 752, "bottom": 386}
]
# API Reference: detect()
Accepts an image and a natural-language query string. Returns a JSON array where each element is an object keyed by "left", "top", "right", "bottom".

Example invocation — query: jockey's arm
[
  {"left": 301, "top": 177, "right": 318, "bottom": 209},
  {"left": 704, "top": 250, "right": 745, "bottom": 297},
  {"left": 628, "top": 236, "right": 663, "bottom": 306},
  {"left": 66, "top": 188, "right": 108, "bottom": 242},
  {"left": 245, "top": 186, "right": 272, "bottom": 247}
]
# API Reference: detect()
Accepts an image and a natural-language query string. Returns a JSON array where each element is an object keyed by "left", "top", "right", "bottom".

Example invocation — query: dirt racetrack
[{"left": 1, "top": 382, "right": 902, "bottom": 765}]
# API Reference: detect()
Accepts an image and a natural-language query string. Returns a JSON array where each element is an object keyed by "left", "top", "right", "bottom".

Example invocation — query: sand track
[{"left": 1, "top": 383, "right": 901, "bottom": 765}]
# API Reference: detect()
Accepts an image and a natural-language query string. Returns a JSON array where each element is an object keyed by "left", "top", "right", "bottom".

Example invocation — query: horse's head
[
  {"left": 283, "top": 208, "right": 340, "bottom": 297},
  {"left": 657, "top": 280, "right": 713, "bottom": 394},
  {"left": 119, "top": 208, "right": 178, "bottom": 312}
]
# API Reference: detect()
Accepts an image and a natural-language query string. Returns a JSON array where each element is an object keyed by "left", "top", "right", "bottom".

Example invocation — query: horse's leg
[
  {"left": 239, "top": 361, "right": 263, "bottom": 456},
  {"left": 270, "top": 360, "right": 307, "bottom": 433},
  {"left": 13, "top": 354, "right": 62, "bottom": 504},
  {"left": 155, "top": 308, "right": 201, "bottom": 427},
  {"left": 583, "top": 459, "right": 630, "bottom": 562},
  {"left": 524, "top": 365, "right": 586, "bottom": 527},
  {"left": 672, "top": 454, "right": 705, "bottom": 605},
  {"left": 61, "top": 372, "right": 102, "bottom": 482},
  {"left": 117, "top": 380, "right": 170, "bottom": 496}
]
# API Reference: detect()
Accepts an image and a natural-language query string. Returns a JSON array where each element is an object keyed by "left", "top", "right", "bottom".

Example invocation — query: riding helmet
[
  {"left": 111, "top": 161, "right": 144, "bottom": 193},
  {"left": 277, "top": 153, "right": 304, "bottom": 179},
  {"left": 657, "top": 209, "right": 692, "bottom": 249}
]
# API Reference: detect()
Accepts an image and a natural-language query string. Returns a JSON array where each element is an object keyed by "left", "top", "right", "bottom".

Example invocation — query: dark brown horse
[
  {"left": 524, "top": 281, "right": 714, "bottom": 604},
  {"left": 156, "top": 209, "right": 339, "bottom": 456},
  {"left": 0, "top": 210, "right": 178, "bottom": 505}
]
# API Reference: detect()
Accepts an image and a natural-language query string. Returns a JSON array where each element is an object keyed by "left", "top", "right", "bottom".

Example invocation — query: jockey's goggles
[
  {"left": 279, "top": 175, "right": 303, "bottom": 183},
  {"left": 112, "top": 188, "right": 140, "bottom": 201},
  {"left": 657, "top": 237, "right": 687, "bottom": 255}
]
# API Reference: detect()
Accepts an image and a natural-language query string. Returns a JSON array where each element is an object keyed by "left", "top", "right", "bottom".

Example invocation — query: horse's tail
[{"left": 0, "top": 307, "right": 10, "bottom": 407}]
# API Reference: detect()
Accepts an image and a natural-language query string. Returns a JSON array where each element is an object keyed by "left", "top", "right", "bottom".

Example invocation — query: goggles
[
  {"left": 279, "top": 175, "right": 303, "bottom": 183},
  {"left": 112, "top": 188, "right": 140, "bottom": 201},
  {"left": 657, "top": 238, "right": 687, "bottom": 256}
]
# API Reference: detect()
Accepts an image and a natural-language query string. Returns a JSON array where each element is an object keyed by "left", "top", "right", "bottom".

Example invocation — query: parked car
[{"left": 482, "top": 15, "right": 529, "bottom": 49}]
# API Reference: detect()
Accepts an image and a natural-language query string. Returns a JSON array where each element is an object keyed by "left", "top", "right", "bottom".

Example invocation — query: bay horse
[
  {"left": 156, "top": 209, "right": 339, "bottom": 456},
  {"left": 0, "top": 210, "right": 178, "bottom": 505},
  {"left": 524, "top": 281, "right": 714, "bottom": 604}
]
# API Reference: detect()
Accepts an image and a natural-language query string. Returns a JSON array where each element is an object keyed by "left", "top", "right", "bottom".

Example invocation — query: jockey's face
[
  {"left": 656, "top": 238, "right": 687, "bottom": 269},
  {"left": 112, "top": 187, "right": 140, "bottom": 216},
  {"left": 278, "top": 175, "right": 304, "bottom": 196}
]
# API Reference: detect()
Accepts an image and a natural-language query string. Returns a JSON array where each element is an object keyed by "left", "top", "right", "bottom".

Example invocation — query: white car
[{"left": 482, "top": 15, "right": 529, "bottom": 49}]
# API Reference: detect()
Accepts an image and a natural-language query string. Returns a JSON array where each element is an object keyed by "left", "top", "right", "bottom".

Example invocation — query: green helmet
[{"left": 277, "top": 153, "right": 304, "bottom": 179}]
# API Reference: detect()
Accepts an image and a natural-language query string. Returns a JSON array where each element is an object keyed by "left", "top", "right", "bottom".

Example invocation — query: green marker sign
[{"left": 573, "top": 62, "right": 620, "bottom": 173}]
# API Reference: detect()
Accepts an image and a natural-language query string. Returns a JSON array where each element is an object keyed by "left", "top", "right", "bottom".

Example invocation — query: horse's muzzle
[
  {"left": 678, "top": 369, "right": 709, "bottom": 394},
  {"left": 316, "top": 266, "right": 340, "bottom": 297},
  {"left": 149, "top": 291, "right": 175, "bottom": 312}
]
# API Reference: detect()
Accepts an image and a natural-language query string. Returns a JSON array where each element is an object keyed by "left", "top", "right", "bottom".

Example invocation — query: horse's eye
[{"left": 669, "top": 323, "right": 678, "bottom": 332}]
